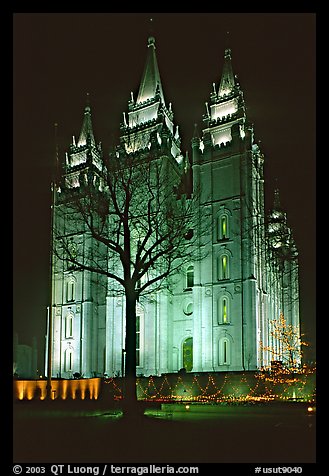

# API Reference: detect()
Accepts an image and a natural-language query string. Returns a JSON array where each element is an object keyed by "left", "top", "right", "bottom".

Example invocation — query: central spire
[
  {"left": 218, "top": 48, "right": 236, "bottom": 97},
  {"left": 136, "top": 36, "right": 165, "bottom": 104},
  {"left": 121, "top": 35, "right": 182, "bottom": 161},
  {"left": 77, "top": 94, "right": 96, "bottom": 148}
]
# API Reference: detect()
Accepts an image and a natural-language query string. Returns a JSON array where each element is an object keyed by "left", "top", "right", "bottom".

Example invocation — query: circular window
[{"left": 184, "top": 302, "right": 193, "bottom": 316}]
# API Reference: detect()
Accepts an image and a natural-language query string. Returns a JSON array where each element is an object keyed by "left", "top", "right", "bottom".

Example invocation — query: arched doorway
[{"left": 182, "top": 337, "right": 193, "bottom": 372}]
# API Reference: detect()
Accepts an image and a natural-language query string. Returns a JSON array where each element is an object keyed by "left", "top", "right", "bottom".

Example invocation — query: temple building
[{"left": 45, "top": 36, "right": 300, "bottom": 378}]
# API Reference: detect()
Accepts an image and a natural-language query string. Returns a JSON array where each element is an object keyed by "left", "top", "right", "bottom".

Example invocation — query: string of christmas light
[{"left": 14, "top": 368, "right": 316, "bottom": 403}]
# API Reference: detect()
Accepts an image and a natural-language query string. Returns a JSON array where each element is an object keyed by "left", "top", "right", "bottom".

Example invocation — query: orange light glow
[
  {"left": 13, "top": 378, "right": 102, "bottom": 401},
  {"left": 61, "top": 379, "right": 68, "bottom": 400}
]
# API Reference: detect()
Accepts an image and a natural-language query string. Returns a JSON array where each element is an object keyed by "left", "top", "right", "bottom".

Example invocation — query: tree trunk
[{"left": 122, "top": 288, "right": 141, "bottom": 417}]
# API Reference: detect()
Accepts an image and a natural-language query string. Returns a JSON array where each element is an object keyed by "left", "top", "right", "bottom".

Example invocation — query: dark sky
[{"left": 13, "top": 13, "right": 316, "bottom": 369}]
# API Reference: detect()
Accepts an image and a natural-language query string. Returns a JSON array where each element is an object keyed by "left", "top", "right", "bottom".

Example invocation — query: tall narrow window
[
  {"left": 223, "top": 340, "right": 228, "bottom": 363},
  {"left": 219, "top": 338, "right": 231, "bottom": 365},
  {"left": 218, "top": 214, "right": 229, "bottom": 240},
  {"left": 66, "top": 278, "right": 76, "bottom": 302},
  {"left": 221, "top": 216, "right": 228, "bottom": 238},
  {"left": 218, "top": 254, "right": 230, "bottom": 280},
  {"left": 222, "top": 256, "right": 227, "bottom": 279},
  {"left": 218, "top": 296, "right": 230, "bottom": 324},
  {"left": 186, "top": 265, "right": 194, "bottom": 288},
  {"left": 66, "top": 312, "right": 74, "bottom": 338},
  {"left": 136, "top": 315, "right": 140, "bottom": 367},
  {"left": 222, "top": 298, "right": 228, "bottom": 323},
  {"left": 65, "top": 348, "right": 73, "bottom": 372}
]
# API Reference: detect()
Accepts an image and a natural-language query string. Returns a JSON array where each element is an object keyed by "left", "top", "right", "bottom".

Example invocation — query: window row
[
  {"left": 65, "top": 255, "right": 230, "bottom": 302},
  {"left": 64, "top": 294, "right": 231, "bottom": 347},
  {"left": 182, "top": 336, "right": 232, "bottom": 368},
  {"left": 64, "top": 335, "right": 232, "bottom": 374},
  {"left": 185, "top": 255, "right": 232, "bottom": 288},
  {"left": 177, "top": 336, "right": 232, "bottom": 369},
  {"left": 181, "top": 296, "right": 231, "bottom": 324},
  {"left": 135, "top": 316, "right": 230, "bottom": 370}
]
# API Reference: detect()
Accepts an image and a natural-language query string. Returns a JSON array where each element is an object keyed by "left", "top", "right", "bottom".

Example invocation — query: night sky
[{"left": 13, "top": 13, "right": 316, "bottom": 369}]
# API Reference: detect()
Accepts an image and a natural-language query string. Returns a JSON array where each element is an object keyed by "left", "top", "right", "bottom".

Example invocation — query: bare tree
[{"left": 53, "top": 144, "right": 206, "bottom": 412}]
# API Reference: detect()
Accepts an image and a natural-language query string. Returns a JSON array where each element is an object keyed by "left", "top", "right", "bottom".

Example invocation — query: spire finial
[
  {"left": 273, "top": 182, "right": 281, "bottom": 210},
  {"left": 149, "top": 17, "right": 154, "bottom": 35},
  {"left": 218, "top": 41, "right": 235, "bottom": 97},
  {"left": 224, "top": 30, "right": 232, "bottom": 59},
  {"left": 85, "top": 92, "right": 91, "bottom": 113},
  {"left": 148, "top": 35, "right": 156, "bottom": 48},
  {"left": 77, "top": 93, "right": 96, "bottom": 147},
  {"left": 54, "top": 122, "right": 60, "bottom": 183},
  {"left": 224, "top": 30, "right": 230, "bottom": 49},
  {"left": 137, "top": 26, "right": 164, "bottom": 104},
  {"left": 224, "top": 47, "right": 232, "bottom": 59},
  {"left": 193, "top": 123, "right": 199, "bottom": 139},
  {"left": 148, "top": 17, "right": 156, "bottom": 47}
]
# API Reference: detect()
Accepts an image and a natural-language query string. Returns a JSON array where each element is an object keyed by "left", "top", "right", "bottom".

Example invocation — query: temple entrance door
[{"left": 182, "top": 337, "right": 193, "bottom": 372}]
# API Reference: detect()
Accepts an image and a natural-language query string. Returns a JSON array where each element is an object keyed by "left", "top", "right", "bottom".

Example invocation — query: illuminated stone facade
[{"left": 45, "top": 38, "right": 300, "bottom": 378}]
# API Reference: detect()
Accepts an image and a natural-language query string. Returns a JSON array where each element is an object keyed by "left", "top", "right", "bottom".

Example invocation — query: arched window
[
  {"left": 222, "top": 298, "right": 228, "bottom": 323},
  {"left": 218, "top": 214, "right": 229, "bottom": 240},
  {"left": 218, "top": 296, "right": 230, "bottom": 324},
  {"left": 186, "top": 265, "right": 194, "bottom": 288},
  {"left": 66, "top": 277, "right": 76, "bottom": 302},
  {"left": 219, "top": 337, "right": 231, "bottom": 365},
  {"left": 64, "top": 347, "right": 73, "bottom": 372},
  {"left": 65, "top": 312, "right": 74, "bottom": 338},
  {"left": 218, "top": 254, "right": 230, "bottom": 280}
]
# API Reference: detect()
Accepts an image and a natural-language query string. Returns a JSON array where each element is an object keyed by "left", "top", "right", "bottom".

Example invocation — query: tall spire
[
  {"left": 67, "top": 95, "right": 102, "bottom": 173},
  {"left": 273, "top": 186, "right": 282, "bottom": 211},
  {"left": 122, "top": 34, "right": 182, "bottom": 161},
  {"left": 77, "top": 94, "right": 96, "bottom": 147},
  {"left": 218, "top": 48, "right": 236, "bottom": 97},
  {"left": 136, "top": 36, "right": 165, "bottom": 104}
]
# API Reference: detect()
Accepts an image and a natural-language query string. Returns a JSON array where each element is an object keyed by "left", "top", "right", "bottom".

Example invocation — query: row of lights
[{"left": 103, "top": 371, "right": 315, "bottom": 403}]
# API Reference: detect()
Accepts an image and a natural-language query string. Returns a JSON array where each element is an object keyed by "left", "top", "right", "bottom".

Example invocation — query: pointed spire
[
  {"left": 273, "top": 187, "right": 282, "bottom": 211},
  {"left": 270, "top": 186, "right": 287, "bottom": 226},
  {"left": 136, "top": 36, "right": 165, "bottom": 104},
  {"left": 53, "top": 122, "right": 61, "bottom": 184},
  {"left": 218, "top": 48, "right": 236, "bottom": 97},
  {"left": 77, "top": 93, "right": 96, "bottom": 148},
  {"left": 184, "top": 151, "right": 191, "bottom": 172},
  {"left": 193, "top": 123, "right": 200, "bottom": 139}
]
